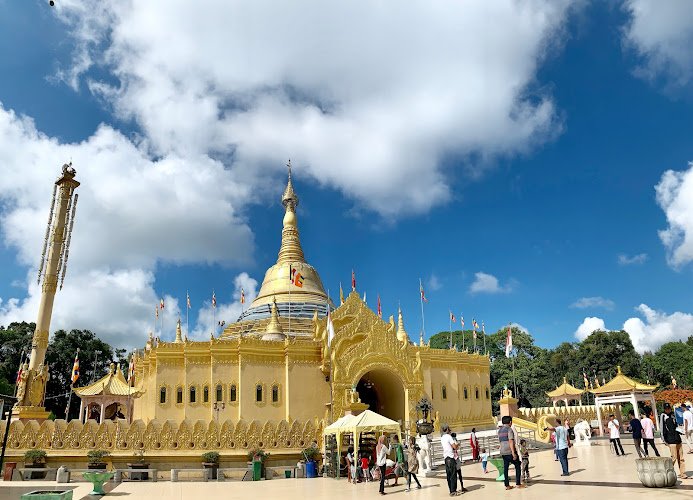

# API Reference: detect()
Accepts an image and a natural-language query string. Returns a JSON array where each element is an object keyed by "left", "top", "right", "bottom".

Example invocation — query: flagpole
[
  {"left": 186, "top": 290, "right": 189, "bottom": 338},
  {"left": 213, "top": 289, "right": 216, "bottom": 337},
  {"left": 419, "top": 278, "right": 425, "bottom": 344},
  {"left": 449, "top": 310, "right": 452, "bottom": 349},
  {"left": 483, "top": 327, "right": 486, "bottom": 354},
  {"left": 327, "top": 291, "right": 333, "bottom": 424},
  {"left": 461, "top": 314, "right": 464, "bottom": 351}
]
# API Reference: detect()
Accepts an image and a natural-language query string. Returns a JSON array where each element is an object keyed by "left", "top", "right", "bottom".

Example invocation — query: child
[
  {"left": 360, "top": 452, "right": 371, "bottom": 482},
  {"left": 480, "top": 447, "right": 489, "bottom": 473},
  {"left": 519, "top": 439, "right": 530, "bottom": 483}
]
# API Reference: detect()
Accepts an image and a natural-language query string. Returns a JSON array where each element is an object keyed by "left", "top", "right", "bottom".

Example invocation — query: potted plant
[
  {"left": 247, "top": 448, "right": 270, "bottom": 479},
  {"left": 202, "top": 451, "right": 220, "bottom": 480},
  {"left": 23, "top": 450, "right": 47, "bottom": 479},
  {"left": 87, "top": 449, "right": 110, "bottom": 470},
  {"left": 302, "top": 446, "right": 320, "bottom": 478},
  {"left": 127, "top": 449, "right": 151, "bottom": 481}
]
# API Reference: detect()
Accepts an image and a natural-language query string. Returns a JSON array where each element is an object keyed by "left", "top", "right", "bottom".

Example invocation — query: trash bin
[
  {"left": 3, "top": 462, "right": 17, "bottom": 481},
  {"left": 252, "top": 459, "right": 262, "bottom": 481},
  {"left": 285, "top": 470, "right": 292, "bottom": 478},
  {"left": 305, "top": 460, "right": 317, "bottom": 478}
]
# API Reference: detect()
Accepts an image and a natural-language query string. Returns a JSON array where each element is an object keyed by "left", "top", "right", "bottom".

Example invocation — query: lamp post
[{"left": 213, "top": 401, "right": 225, "bottom": 421}]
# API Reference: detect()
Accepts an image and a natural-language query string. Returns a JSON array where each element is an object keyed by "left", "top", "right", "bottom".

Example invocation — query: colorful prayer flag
[
  {"left": 472, "top": 318, "right": 479, "bottom": 330},
  {"left": 340, "top": 282, "right": 345, "bottom": 305},
  {"left": 482, "top": 321, "right": 485, "bottom": 334},
  {"left": 671, "top": 375, "right": 677, "bottom": 388},
  {"left": 377, "top": 294, "right": 382, "bottom": 318},
  {"left": 15, "top": 360, "right": 24, "bottom": 386},
  {"left": 71, "top": 352, "right": 79, "bottom": 384},
  {"left": 241, "top": 288, "right": 245, "bottom": 304},
  {"left": 594, "top": 374, "right": 600, "bottom": 388},
  {"left": 127, "top": 353, "right": 135, "bottom": 386},
  {"left": 289, "top": 264, "right": 304, "bottom": 287},
  {"left": 505, "top": 323, "right": 513, "bottom": 358},
  {"left": 155, "top": 306, "right": 159, "bottom": 319},
  {"left": 187, "top": 292, "right": 191, "bottom": 309},
  {"left": 352, "top": 269, "right": 356, "bottom": 291},
  {"left": 583, "top": 372, "right": 588, "bottom": 387},
  {"left": 160, "top": 296, "right": 165, "bottom": 310},
  {"left": 460, "top": 315, "right": 464, "bottom": 328},
  {"left": 327, "top": 304, "right": 335, "bottom": 346},
  {"left": 450, "top": 311, "right": 456, "bottom": 322},
  {"left": 420, "top": 279, "right": 428, "bottom": 303},
  {"left": 212, "top": 291, "right": 216, "bottom": 308}
]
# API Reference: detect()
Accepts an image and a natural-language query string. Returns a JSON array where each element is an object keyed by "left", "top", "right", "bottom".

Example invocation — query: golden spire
[
  {"left": 262, "top": 297, "right": 286, "bottom": 341},
  {"left": 277, "top": 160, "right": 306, "bottom": 264},
  {"left": 174, "top": 318, "right": 183, "bottom": 343},
  {"left": 396, "top": 307, "right": 409, "bottom": 343}
]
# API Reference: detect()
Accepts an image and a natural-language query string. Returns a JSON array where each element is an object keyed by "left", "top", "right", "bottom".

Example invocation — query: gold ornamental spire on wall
[{"left": 277, "top": 160, "right": 306, "bottom": 265}]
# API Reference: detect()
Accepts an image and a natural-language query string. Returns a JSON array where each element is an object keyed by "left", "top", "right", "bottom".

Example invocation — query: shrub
[
  {"left": 23, "top": 450, "right": 47, "bottom": 464},
  {"left": 247, "top": 448, "right": 270, "bottom": 463},
  {"left": 201, "top": 451, "right": 220, "bottom": 464},
  {"left": 86, "top": 449, "right": 110, "bottom": 464},
  {"left": 302, "top": 446, "right": 320, "bottom": 462}
]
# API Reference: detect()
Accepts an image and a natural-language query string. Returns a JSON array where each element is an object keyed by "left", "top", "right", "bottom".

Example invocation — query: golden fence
[
  {"left": 518, "top": 405, "right": 615, "bottom": 425},
  {"left": 0, "top": 417, "right": 326, "bottom": 455}
]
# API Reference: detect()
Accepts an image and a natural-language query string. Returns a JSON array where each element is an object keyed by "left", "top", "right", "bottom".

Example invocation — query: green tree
[
  {"left": 0, "top": 322, "right": 35, "bottom": 388},
  {"left": 43, "top": 329, "right": 127, "bottom": 418},
  {"left": 575, "top": 330, "right": 642, "bottom": 382},
  {"left": 429, "top": 329, "right": 485, "bottom": 352},
  {"left": 642, "top": 341, "right": 693, "bottom": 388}
]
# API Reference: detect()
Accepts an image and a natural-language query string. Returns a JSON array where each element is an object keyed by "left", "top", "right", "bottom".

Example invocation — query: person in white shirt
[
  {"left": 376, "top": 435, "right": 391, "bottom": 495},
  {"left": 441, "top": 424, "right": 461, "bottom": 496},
  {"left": 683, "top": 403, "right": 693, "bottom": 454},
  {"left": 607, "top": 414, "right": 625, "bottom": 456}
]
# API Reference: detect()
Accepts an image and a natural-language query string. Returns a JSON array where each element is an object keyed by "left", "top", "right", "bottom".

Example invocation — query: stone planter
[
  {"left": 24, "top": 463, "right": 47, "bottom": 480},
  {"left": 127, "top": 462, "right": 150, "bottom": 481},
  {"left": 635, "top": 457, "right": 677, "bottom": 488},
  {"left": 20, "top": 491, "right": 73, "bottom": 500},
  {"left": 202, "top": 462, "right": 219, "bottom": 480}
]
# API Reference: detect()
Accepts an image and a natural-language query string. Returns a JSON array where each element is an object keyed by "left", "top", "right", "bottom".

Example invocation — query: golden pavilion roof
[
  {"left": 589, "top": 366, "right": 658, "bottom": 394},
  {"left": 546, "top": 377, "right": 584, "bottom": 398},
  {"left": 73, "top": 363, "right": 142, "bottom": 397}
]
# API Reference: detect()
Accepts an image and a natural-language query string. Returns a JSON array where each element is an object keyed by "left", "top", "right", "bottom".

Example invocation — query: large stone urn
[{"left": 635, "top": 457, "right": 677, "bottom": 488}]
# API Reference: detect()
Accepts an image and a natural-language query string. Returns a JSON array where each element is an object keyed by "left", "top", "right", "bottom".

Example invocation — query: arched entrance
[{"left": 355, "top": 369, "right": 405, "bottom": 424}]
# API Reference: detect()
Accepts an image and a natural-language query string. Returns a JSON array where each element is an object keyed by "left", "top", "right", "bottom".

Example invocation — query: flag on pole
[
  {"left": 155, "top": 306, "right": 159, "bottom": 319},
  {"left": 472, "top": 318, "right": 479, "bottom": 330},
  {"left": 594, "top": 374, "right": 600, "bottom": 388},
  {"left": 450, "top": 311, "right": 456, "bottom": 322},
  {"left": 363, "top": 292, "right": 367, "bottom": 305},
  {"left": 327, "top": 304, "right": 335, "bottom": 346},
  {"left": 160, "top": 295, "right": 165, "bottom": 310},
  {"left": 473, "top": 330, "right": 477, "bottom": 339},
  {"left": 482, "top": 321, "right": 485, "bottom": 334},
  {"left": 240, "top": 288, "right": 245, "bottom": 304},
  {"left": 187, "top": 292, "right": 191, "bottom": 309},
  {"left": 583, "top": 372, "right": 588, "bottom": 388},
  {"left": 505, "top": 323, "right": 513, "bottom": 358},
  {"left": 212, "top": 291, "right": 216, "bottom": 308},
  {"left": 602, "top": 377, "right": 606, "bottom": 386},
  {"left": 420, "top": 279, "right": 428, "bottom": 303},
  {"left": 15, "top": 359, "right": 24, "bottom": 386},
  {"left": 377, "top": 294, "right": 382, "bottom": 318},
  {"left": 671, "top": 375, "right": 677, "bottom": 388},
  {"left": 340, "top": 283, "right": 345, "bottom": 305},
  {"left": 352, "top": 269, "right": 356, "bottom": 291},
  {"left": 71, "top": 352, "right": 79, "bottom": 384},
  {"left": 460, "top": 315, "right": 464, "bottom": 327},
  {"left": 127, "top": 353, "right": 135, "bottom": 386},
  {"left": 289, "top": 264, "right": 305, "bottom": 287}
]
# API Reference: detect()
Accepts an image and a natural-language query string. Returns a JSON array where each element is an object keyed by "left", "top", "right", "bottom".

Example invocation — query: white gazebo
[
  {"left": 72, "top": 363, "right": 143, "bottom": 424},
  {"left": 589, "top": 366, "right": 659, "bottom": 436}
]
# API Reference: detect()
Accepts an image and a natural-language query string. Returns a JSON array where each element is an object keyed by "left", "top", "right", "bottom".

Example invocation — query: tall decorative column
[
  {"left": 13, "top": 163, "right": 79, "bottom": 422},
  {"left": 498, "top": 387, "right": 519, "bottom": 419}
]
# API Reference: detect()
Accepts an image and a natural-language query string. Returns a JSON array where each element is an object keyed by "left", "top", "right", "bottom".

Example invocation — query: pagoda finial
[
  {"left": 262, "top": 296, "right": 286, "bottom": 341},
  {"left": 617, "top": 365, "right": 622, "bottom": 375},
  {"left": 396, "top": 307, "right": 409, "bottom": 343},
  {"left": 277, "top": 161, "right": 306, "bottom": 263},
  {"left": 563, "top": 377, "right": 567, "bottom": 384},
  {"left": 175, "top": 317, "right": 183, "bottom": 343},
  {"left": 282, "top": 159, "right": 299, "bottom": 213}
]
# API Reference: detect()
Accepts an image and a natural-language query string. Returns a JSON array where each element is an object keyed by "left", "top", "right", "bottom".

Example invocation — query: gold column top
[
  {"left": 396, "top": 308, "right": 409, "bottom": 343},
  {"left": 277, "top": 160, "right": 306, "bottom": 264},
  {"left": 174, "top": 318, "right": 183, "bottom": 343}
]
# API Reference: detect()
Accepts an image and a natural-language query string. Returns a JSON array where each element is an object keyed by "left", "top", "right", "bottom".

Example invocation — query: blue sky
[{"left": 1, "top": 1, "right": 692, "bottom": 353}]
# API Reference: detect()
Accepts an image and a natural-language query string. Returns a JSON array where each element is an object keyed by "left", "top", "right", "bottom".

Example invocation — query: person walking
[
  {"left": 607, "top": 414, "right": 625, "bottom": 456},
  {"left": 629, "top": 410, "right": 645, "bottom": 458},
  {"left": 391, "top": 434, "right": 404, "bottom": 486},
  {"left": 405, "top": 436, "right": 421, "bottom": 491},
  {"left": 551, "top": 418, "right": 571, "bottom": 476},
  {"left": 662, "top": 403, "right": 690, "bottom": 479},
  {"left": 498, "top": 416, "right": 525, "bottom": 490},
  {"left": 441, "top": 425, "right": 461, "bottom": 496},
  {"left": 470, "top": 428, "right": 479, "bottom": 461},
  {"left": 519, "top": 439, "right": 531, "bottom": 482},
  {"left": 640, "top": 412, "right": 659, "bottom": 457},
  {"left": 346, "top": 446, "right": 356, "bottom": 483},
  {"left": 683, "top": 402, "right": 693, "bottom": 455},
  {"left": 376, "top": 435, "right": 391, "bottom": 495}
]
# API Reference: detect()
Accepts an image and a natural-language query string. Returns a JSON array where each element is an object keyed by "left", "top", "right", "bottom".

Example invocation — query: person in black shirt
[
  {"left": 628, "top": 411, "right": 645, "bottom": 458},
  {"left": 662, "top": 403, "right": 690, "bottom": 479}
]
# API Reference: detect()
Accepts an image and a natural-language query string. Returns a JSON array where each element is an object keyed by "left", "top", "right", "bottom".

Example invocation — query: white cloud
[
  {"left": 573, "top": 305, "right": 693, "bottom": 353},
  {"left": 618, "top": 253, "right": 648, "bottom": 266},
  {"left": 570, "top": 297, "right": 615, "bottom": 311},
  {"left": 622, "top": 0, "right": 693, "bottom": 89},
  {"left": 574, "top": 317, "right": 607, "bottom": 341},
  {"left": 656, "top": 162, "right": 693, "bottom": 268},
  {"left": 469, "top": 272, "right": 513, "bottom": 294},
  {"left": 623, "top": 304, "right": 693, "bottom": 354},
  {"left": 51, "top": 0, "right": 572, "bottom": 217},
  {"left": 426, "top": 275, "right": 442, "bottom": 292}
]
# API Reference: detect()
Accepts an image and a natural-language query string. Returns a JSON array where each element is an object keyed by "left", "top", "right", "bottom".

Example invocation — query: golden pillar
[{"left": 14, "top": 163, "right": 79, "bottom": 422}]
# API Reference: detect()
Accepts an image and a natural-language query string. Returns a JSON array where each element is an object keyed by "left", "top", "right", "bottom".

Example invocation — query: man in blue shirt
[
  {"left": 629, "top": 410, "right": 645, "bottom": 458},
  {"left": 551, "top": 418, "right": 571, "bottom": 476}
]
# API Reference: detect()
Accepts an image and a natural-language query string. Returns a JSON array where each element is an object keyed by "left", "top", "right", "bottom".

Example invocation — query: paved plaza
[{"left": 1, "top": 439, "right": 691, "bottom": 500}]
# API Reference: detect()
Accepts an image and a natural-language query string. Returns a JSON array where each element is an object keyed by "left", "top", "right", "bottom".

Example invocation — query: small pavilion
[
  {"left": 589, "top": 365, "right": 659, "bottom": 436},
  {"left": 72, "top": 363, "right": 143, "bottom": 424},
  {"left": 546, "top": 377, "right": 585, "bottom": 407}
]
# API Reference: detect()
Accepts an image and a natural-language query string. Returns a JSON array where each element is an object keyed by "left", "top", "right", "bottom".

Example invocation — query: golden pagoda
[
  {"left": 546, "top": 377, "right": 584, "bottom": 407},
  {"left": 589, "top": 366, "right": 659, "bottom": 395},
  {"left": 72, "top": 363, "right": 143, "bottom": 424}
]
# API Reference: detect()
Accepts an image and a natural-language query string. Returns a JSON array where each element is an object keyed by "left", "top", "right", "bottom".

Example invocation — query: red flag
[
  {"left": 420, "top": 279, "right": 428, "bottom": 303},
  {"left": 377, "top": 294, "right": 382, "bottom": 318},
  {"left": 15, "top": 360, "right": 24, "bottom": 386},
  {"left": 450, "top": 311, "right": 456, "bottom": 322},
  {"left": 212, "top": 291, "right": 216, "bottom": 308},
  {"left": 460, "top": 315, "right": 464, "bottom": 327},
  {"left": 351, "top": 269, "right": 356, "bottom": 291},
  {"left": 160, "top": 295, "right": 165, "bottom": 310}
]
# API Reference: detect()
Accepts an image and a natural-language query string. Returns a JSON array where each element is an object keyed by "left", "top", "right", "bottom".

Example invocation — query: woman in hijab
[{"left": 376, "top": 434, "right": 391, "bottom": 495}]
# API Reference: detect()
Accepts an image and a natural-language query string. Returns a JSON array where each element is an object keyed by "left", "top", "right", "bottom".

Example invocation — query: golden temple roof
[
  {"left": 233, "top": 163, "right": 332, "bottom": 325},
  {"left": 261, "top": 297, "right": 286, "bottom": 341},
  {"left": 589, "top": 366, "right": 659, "bottom": 394},
  {"left": 546, "top": 377, "right": 584, "bottom": 398},
  {"left": 73, "top": 363, "right": 142, "bottom": 397}
]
